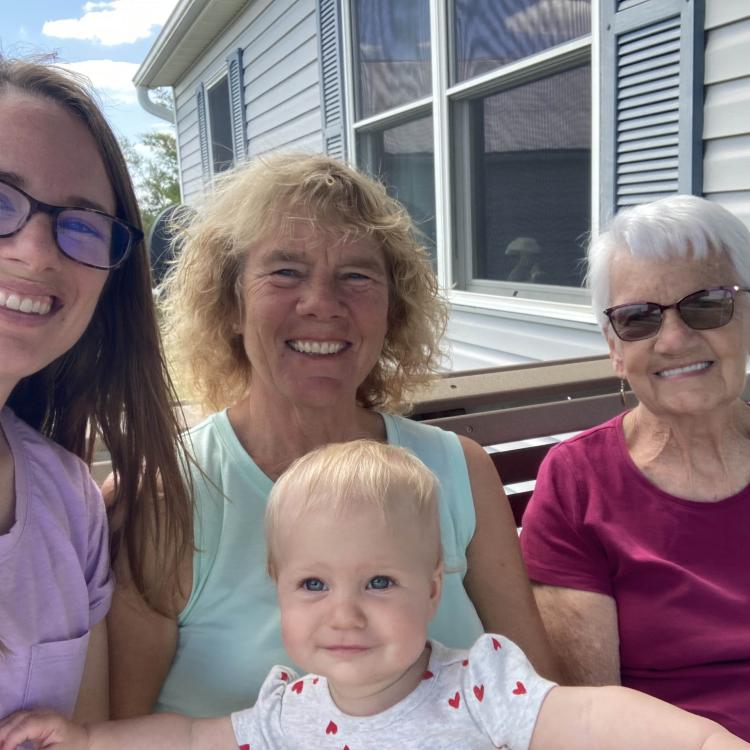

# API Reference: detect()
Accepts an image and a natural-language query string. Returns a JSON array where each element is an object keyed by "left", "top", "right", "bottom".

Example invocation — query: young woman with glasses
[
  {"left": 0, "top": 58, "right": 191, "bottom": 722},
  {"left": 520, "top": 194, "right": 750, "bottom": 739}
]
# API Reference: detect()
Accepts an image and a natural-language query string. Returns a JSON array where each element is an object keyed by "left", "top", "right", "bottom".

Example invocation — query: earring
[{"left": 619, "top": 379, "right": 628, "bottom": 409}]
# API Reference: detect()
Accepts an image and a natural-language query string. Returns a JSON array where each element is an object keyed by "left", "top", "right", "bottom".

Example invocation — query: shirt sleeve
[
  {"left": 519, "top": 443, "right": 614, "bottom": 596},
  {"left": 231, "top": 666, "right": 298, "bottom": 748},
  {"left": 463, "top": 634, "right": 556, "bottom": 750},
  {"left": 82, "top": 472, "right": 114, "bottom": 627}
]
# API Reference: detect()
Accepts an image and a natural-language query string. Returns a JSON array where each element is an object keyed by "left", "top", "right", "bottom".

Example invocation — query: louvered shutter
[
  {"left": 599, "top": 0, "right": 705, "bottom": 224},
  {"left": 196, "top": 82, "right": 211, "bottom": 182},
  {"left": 317, "top": 0, "right": 346, "bottom": 159},
  {"left": 226, "top": 48, "right": 247, "bottom": 163}
]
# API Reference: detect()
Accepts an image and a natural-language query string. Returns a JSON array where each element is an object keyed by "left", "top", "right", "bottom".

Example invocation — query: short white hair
[{"left": 587, "top": 195, "right": 750, "bottom": 331}]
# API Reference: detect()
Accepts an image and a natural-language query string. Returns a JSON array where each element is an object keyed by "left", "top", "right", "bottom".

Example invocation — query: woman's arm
[
  {"left": 73, "top": 620, "right": 109, "bottom": 723},
  {"left": 459, "top": 437, "right": 561, "bottom": 681},
  {"left": 0, "top": 711, "right": 236, "bottom": 750},
  {"left": 533, "top": 584, "right": 620, "bottom": 685},
  {"left": 107, "top": 583, "right": 181, "bottom": 718},
  {"left": 531, "top": 685, "right": 750, "bottom": 750},
  {"left": 104, "top": 474, "right": 192, "bottom": 719}
]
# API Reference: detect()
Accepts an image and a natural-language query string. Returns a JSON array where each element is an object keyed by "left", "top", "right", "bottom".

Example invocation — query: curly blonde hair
[{"left": 161, "top": 152, "right": 447, "bottom": 413}]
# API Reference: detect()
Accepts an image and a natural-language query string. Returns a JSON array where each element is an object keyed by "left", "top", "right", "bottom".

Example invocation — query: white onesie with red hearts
[{"left": 231, "top": 634, "right": 555, "bottom": 750}]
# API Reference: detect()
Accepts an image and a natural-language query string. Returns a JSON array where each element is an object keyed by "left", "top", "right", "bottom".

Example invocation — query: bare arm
[
  {"left": 104, "top": 473, "right": 192, "bottom": 719},
  {"left": 0, "top": 711, "right": 236, "bottom": 750},
  {"left": 73, "top": 620, "right": 109, "bottom": 723},
  {"left": 531, "top": 685, "right": 750, "bottom": 750},
  {"left": 460, "top": 437, "right": 561, "bottom": 682},
  {"left": 533, "top": 583, "right": 620, "bottom": 685},
  {"left": 107, "top": 583, "right": 181, "bottom": 718}
]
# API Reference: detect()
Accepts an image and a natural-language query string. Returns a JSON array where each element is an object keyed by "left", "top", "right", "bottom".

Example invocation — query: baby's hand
[{"left": 0, "top": 710, "right": 88, "bottom": 750}]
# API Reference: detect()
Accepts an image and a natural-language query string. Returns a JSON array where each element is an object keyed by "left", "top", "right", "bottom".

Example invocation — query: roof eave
[{"left": 134, "top": 0, "right": 248, "bottom": 88}]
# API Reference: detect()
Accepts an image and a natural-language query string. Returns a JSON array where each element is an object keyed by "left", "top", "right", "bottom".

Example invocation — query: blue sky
[{"left": 1, "top": 0, "right": 179, "bottom": 144}]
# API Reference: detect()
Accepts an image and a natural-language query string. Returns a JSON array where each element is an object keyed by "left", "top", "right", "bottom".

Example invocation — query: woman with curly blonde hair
[{"left": 109, "top": 153, "right": 557, "bottom": 718}]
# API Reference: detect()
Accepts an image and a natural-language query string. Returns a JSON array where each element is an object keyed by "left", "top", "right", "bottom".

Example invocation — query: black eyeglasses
[
  {"left": 0, "top": 177, "right": 143, "bottom": 270},
  {"left": 604, "top": 286, "right": 750, "bottom": 342}
]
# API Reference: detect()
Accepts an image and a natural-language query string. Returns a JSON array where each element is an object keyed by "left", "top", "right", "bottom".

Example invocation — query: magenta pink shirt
[
  {"left": 520, "top": 412, "right": 750, "bottom": 740},
  {"left": 0, "top": 408, "right": 113, "bottom": 718}
]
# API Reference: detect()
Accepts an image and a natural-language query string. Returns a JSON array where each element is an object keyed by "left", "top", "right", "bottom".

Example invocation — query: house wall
[
  {"left": 703, "top": 0, "right": 750, "bottom": 227},
  {"left": 167, "top": 0, "right": 750, "bottom": 372},
  {"left": 448, "top": 1, "right": 750, "bottom": 371},
  {"left": 174, "top": 0, "right": 324, "bottom": 204}
]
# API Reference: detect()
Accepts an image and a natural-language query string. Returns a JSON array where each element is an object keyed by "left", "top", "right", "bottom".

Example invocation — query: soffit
[{"left": 134, "top": 0, "right": 249, "bottom": 87}]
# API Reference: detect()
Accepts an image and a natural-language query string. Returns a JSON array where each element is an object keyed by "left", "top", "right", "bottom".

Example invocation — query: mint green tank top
[{"left": 154, "top": 411, "right": 483, "bottom": 717}]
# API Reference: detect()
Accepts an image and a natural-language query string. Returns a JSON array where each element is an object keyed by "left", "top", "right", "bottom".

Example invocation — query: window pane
[
  {"left": 207, "top": 77, "right": 234, "bottom": 173},
  {"left": 453, "top": 0, "right": 591, "bottom": 83},
  {"left": 460, "top": 65, "right": 591, "bottom": 288},
  {"left": 358, "top": 115, "right": 436, "bottom": 259},
  {"left": 353, "top": 0, "right": 431, "bottom": 119}
]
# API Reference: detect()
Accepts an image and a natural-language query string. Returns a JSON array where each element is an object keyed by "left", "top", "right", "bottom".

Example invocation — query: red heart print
[
  {"left": 448, "top": 691, "right": 461, "bottom": 709},
  {"left": 239, "top": 745, "right": 250, "bottom": 750},
  {"left": 492, "top": 638, "right": 502, "bottom": 651},
  {"left": 313, "top": 677, "right": 319, "bottom": 685},
  {"left": 344, "top": 746, "right": 351, "bottom": 750},
  {"left": 422, "top": 670, "right": 434, "bottom": 680},
  {"left": 326, "top": 720, "right": 338, "bottom": 735},
  {"left": 512, "top": 681, "right": 527, "bottom": 695},
  {"left": 291, "top": 680, "right": 303, "bottom": 694},
  {"left": 473, "top": 684, "right": 484, "bottom": 702},
  {"left": 462, "top": 659, "right": 469, "bottom": 667},
  {"left": 279, "top": 671, "right": 289, "bottom": 681}
]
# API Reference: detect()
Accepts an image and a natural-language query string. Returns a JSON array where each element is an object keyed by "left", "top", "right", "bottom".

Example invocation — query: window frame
[
  {"left": 342, "top": 0, "right": 600, "bottom": 322},
  {"left": 204, "top": 70, "right": 235, "bottom": 176}
]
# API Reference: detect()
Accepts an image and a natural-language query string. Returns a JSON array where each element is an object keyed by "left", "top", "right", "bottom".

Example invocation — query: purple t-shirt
[
  {"left": 0, "top": 407, "right": 113, "bottom": 718},
  {"left": 520, "top": 412, "right": 750, "bottom": 740}
]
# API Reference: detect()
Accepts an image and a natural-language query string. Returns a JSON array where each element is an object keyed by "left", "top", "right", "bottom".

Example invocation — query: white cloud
[
  {"left": 58, "top": 59, "right": 140, "bottom": 105},
  {"left": 42, "top": 0, "right": 177, "bottom": 46},
  {"left": 505, "top": 0, "right": 591, "bottom": 38}
]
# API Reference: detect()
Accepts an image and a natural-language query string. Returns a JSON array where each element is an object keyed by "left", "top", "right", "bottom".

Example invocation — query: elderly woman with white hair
[{"left": 520, "top": 194, "right": 750, "bottom": 739}]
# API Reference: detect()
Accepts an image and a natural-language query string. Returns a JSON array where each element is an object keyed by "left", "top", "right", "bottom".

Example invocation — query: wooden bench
[{"left": 409, "top": 354, "right": 750, "bottom": 525}]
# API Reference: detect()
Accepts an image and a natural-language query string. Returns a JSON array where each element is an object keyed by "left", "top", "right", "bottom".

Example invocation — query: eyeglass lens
[
  {"left": 609, "top": 288, "right": 735, "bottom": 341},
  {"left": 0, "top": 179, "right": 129, "bottom": 269}
]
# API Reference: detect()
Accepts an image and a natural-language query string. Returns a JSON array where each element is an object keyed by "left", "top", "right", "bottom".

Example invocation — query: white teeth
[
  {"left": 658, "top": 362, "right": 711, "bottom": 378},
  {"left": 0, "top": 291, "right": 53, "bottom": 316},
  {"left": 289, "top": 340, "right": 346, "bottom": 355}
]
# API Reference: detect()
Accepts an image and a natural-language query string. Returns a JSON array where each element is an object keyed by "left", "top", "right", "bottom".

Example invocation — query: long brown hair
[{"left": 0, "top": 56, "right": 192, "bottom": 604}]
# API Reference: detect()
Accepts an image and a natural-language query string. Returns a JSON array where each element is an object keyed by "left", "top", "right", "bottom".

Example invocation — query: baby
[{"left": 1, "top": 440, "right": 748, "bottom": 750}]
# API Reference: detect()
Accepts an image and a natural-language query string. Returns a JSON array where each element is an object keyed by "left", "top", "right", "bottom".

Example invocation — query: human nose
[
  {"left": 1, "top": 213, "right": 61, "bottom": 272},
  {"left": 653, "top": 308, "right": 695, "bottom": 351},
  {"left": 329, "top": 593, "right": 367, "bottom": 630},
  {"left": 296, "top": 273, "right": 346, "bottom": 318}
]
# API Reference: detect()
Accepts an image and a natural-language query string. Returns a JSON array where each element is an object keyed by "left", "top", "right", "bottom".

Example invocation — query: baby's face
[{"left": 274, "top": 499, "right": 442, "bottom": 713}]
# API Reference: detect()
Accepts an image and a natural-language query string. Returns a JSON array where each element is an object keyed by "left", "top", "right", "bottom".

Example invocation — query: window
[
  {"left": 357, "top": 114, "right": 436, "bottom": 258},
  {"left": 453, "top": 65, "right": 591, "bottom": 294},
  {"left": 346, "top": 0, "right": 592, "bottom": 305},
  {"left": 207, "top": 75, "right": 234, "bottom": 173}
]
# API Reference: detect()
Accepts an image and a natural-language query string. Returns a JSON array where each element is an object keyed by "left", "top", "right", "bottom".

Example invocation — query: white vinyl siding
[
  {"left": 173, "top": 0, "right": 323, "bottom": 204},
  {"left": 703, "top": 1, "right": 750, "bottom": 228}
]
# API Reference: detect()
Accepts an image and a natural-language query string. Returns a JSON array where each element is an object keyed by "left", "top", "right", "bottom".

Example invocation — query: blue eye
[
  {"left": 367, "top": 576, "right": 393, "bottom": 590},
  {"left": 302, "top": 578, "right": 327, "bottom": 592},
  {"left": 58, "top": 213, "right": 105, "bottom": 240}
]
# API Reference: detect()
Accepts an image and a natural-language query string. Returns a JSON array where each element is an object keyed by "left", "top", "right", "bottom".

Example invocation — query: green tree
[{"left": 122, "top": 128, "right": 180, "bottom": 237}]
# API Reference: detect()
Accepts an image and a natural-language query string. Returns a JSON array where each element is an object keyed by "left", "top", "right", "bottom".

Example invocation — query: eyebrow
[
  {"left": 0, "top": 169, "right": 112, "bottom": 214},
  {"left": 263, "top": 247, "right": 386, "bottom": 274}
]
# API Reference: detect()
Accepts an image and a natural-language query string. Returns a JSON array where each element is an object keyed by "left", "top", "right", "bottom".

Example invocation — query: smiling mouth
[
  {"left": 287, "top": 340, "right": 348, "bottom": 355},
  {"left": 656, "top": 361, "right": 712, "bottom": 378},
  {"left": 0, "top": 290, "right": 54, "bottom": 316}
]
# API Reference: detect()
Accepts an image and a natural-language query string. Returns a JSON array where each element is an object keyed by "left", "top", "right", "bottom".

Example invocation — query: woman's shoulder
[
  {"left": 2, "top": 407, "right": 94, "bottom": 487},
  {"left": 545, "top": 411, "right": 625, "bottom": 463}
]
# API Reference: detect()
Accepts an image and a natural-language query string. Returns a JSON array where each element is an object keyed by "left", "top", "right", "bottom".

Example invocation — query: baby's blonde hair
[{"left": 265, "top": 440, "right": 440, "bottom": 577}]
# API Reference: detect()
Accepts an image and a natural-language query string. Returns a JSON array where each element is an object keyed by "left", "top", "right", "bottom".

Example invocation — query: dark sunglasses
[
  {"left": 0, "top": 177, "right": 143, "bottom": 270},
  {"left": 604, "top": 285, "right": 750, "bottom": 342}
]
